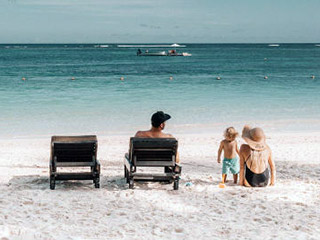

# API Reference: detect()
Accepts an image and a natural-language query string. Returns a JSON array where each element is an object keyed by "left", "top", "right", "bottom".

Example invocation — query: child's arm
[{"left": 217, "top": 141, "right": 223, "bottom": 163}]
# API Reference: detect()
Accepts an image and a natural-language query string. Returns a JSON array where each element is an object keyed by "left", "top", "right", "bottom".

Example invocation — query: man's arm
[
  {"left": 135, "top": 131, "right": 143, "bottom": 137},
  {"left": 165, "top": 133, "right": 174, "bottom": 138},
  {"left": 169, "top": 134, "right": 180, "bottom": 163},
  {"left": 268, "top": 149, "right": 276, "bottom": 186},
  {"left": 217, "top": 141, "right": 223, "bottom": 163},
  {"left": 239, "top": 145, "right": 246, "bottom": 186},
  {"left": 176, "top": 151, "right": 180, "bottom": 164}
]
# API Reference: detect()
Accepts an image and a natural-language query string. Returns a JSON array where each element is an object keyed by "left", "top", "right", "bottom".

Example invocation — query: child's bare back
[{"left": 220, "top": 139, "right": 238, "bottom": 160}]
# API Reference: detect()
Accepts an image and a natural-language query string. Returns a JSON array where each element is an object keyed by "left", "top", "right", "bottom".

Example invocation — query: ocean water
[{"left": 0, "top": 44, "right": 319, "bottom": 137}]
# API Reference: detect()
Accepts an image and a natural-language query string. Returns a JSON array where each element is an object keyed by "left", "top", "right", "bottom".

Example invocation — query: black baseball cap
[{"left": 151, "top": 111, "right": 171, "bottom": 127}]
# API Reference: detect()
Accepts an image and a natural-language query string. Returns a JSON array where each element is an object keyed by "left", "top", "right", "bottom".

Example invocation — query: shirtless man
[{"left": 135, "top": 111, "right": 180, "bottom": 164}]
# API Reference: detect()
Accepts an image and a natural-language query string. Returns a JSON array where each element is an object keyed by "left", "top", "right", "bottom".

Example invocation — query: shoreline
[{"left": 1, "top": 128, "right": 320, "bottom": 139}]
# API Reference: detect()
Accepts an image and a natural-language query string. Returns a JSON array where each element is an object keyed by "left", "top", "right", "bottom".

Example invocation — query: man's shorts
[{"left": 222, "top": 157, "right": 239, "bottom": 174}]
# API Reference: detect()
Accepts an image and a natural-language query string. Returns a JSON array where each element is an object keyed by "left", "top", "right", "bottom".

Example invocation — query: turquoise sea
[{"left": 0, "top": 44, "right": 319, "bottom": 137}]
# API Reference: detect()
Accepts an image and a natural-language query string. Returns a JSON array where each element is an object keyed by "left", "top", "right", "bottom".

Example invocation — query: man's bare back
[
  {"left": 135, "top": 129, "right": 173, "bottom": 138},
  {"left": 134, "top": 111, "right": 179, "bottom": 163}
]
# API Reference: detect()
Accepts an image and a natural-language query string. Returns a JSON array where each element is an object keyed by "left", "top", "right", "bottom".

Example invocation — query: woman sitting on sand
[{"left": 239, "top": 126, "right": 276, "bottom": 187}]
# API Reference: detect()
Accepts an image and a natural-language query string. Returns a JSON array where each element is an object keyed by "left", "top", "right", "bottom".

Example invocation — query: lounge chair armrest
[
  {"left": 95, "top": 159, "right": 101, "bottom": 174},
  {"left": 124, "top": 153, "right": 132, "bottom": 165},
  {"left": 96, "top": 158, "right": 100, "bottom": 165},
  {"left": 124, "top": 153, "right": 133, "bottom": 171},
  {"left": 49, "top": 158, "right": 56, "bottom": 174}
]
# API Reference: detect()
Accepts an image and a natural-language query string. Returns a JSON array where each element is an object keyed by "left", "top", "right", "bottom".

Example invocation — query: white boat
[
  {"left": 119, "top": 44, "right": 186, "bottom": 48},
  {"left": 171, "top": 43, "right": 186, "bottom": 47},
  {"left": 268, "top": 44, "right": 280, "bottom": 47},
  {"left": 167, "top": 49, "right": 191, "bottom": 56},
  {"left": 137, "top": 49, "right": 191, "bottom": 56},
  {"left": 315, "top": 44, "right": 320, "bottom": 47},
  {"left": 137, "top": 51, "right": 167, "bottom": 56},
  {"left": 94, "top": 45, "right": 109, "bottom": 48}
]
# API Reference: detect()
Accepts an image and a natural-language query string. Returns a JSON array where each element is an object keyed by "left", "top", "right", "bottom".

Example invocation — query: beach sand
[{"left": 0, "top": 133, "right": 319, "bottom": 239}]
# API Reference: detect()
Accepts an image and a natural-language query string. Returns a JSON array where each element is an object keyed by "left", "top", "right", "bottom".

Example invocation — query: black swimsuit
[
  {"left": 245, "top": 149, "right": 270, "bottom": 187},
  {"left": 245, "top": 165, "right": 269, "bottom": 187}
]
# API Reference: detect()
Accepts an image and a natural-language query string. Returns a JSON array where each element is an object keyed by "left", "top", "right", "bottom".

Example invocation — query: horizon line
[{"left": 1, "top": 42, "right": 320, "bottom": 45}]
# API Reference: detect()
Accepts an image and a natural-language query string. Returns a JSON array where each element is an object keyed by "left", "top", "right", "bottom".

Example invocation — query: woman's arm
[
  {"left": 239, "top": 145, "right": 246, "bottom": 186},
  {"left": 268, "top": 149, "right": 276, "bottom": 186},
  {"left": 236, "top": 141, "right": 240, "bottom": 156}
]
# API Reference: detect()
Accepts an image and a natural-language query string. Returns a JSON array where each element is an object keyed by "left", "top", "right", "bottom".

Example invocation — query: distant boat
[
  {"left": 170, "top": 43, "right": 186, "bottom": 47},
  {"left": 137, "top": 50, "right": 167, "bottom": 56},
  {"left": 137, "top": 49, "right": 191, "bottom": 56},
  {"left": 315, "top": 44, "right": 320, "bottom": 47},
  {"left": 119, "top": 44, "right": 186, "bottom": 48},
  {"left": 268, "top": 44, "right": 280, "bottom": 47},
  {"left": 94, "top": 45, "right": 109, "bottom": 48}
]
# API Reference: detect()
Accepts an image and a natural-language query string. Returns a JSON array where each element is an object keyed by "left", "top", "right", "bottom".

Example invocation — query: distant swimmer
[
  {"left": 264, "top": 76, "right": 268, "bottom": 79},
  {"left": 216, "top": 76, "right": 221, "bottom": 80},
  {"left": 22, "top": 77, "right": 26, "bottom": 81},
  {"left": 120, "top": 76, "right": 124, "bottom": 81},
  {"left": 169, "top": 76, "right": 173, "bottom": 80},
  {"left": 264, "top": 58, "right": 268, "bottom": 61},
  {"left": 311, "top": 75, "right": 315, "bottom": 79},
  {"left": 71, "top": 77, "right": 75, "bottom": 80}
]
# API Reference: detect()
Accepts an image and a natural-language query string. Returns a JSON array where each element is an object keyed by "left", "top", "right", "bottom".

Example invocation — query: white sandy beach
[{"left": 0, "top": 132, "right": 320, "bottom": 240}]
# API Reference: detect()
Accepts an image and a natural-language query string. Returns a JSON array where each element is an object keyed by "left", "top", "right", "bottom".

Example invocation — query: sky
[{"left": 0, "top": 0, "right": 319, "bottom": 43}]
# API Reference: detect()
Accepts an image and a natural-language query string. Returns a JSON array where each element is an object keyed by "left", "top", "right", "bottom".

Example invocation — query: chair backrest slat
[
  {"left": 130, "top": 137, "right": 177, "bottom": 167},
  {"left": 51, "top": 136, "right": 97, "bottom": 163}
]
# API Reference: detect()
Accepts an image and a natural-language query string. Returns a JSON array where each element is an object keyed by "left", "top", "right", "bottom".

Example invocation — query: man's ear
[{"left": 160, "top": 123, "right": 165, "bottom": 130}]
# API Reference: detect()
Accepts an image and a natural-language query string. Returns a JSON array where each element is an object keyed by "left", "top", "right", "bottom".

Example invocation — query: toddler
[{"left": 217, "top": 127, "right": 240, "bottom": 184}]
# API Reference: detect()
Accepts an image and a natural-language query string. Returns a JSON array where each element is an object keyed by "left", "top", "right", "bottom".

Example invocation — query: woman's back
[
  {"left": 239, "top": 126, "right": 276, "bottom": 187},
  {"left": 245, "top": 145, "right": 270, "bottom": 174}
]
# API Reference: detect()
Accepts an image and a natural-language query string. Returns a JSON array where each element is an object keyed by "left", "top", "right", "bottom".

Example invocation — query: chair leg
[
  {"left": 129, "top": 179, "right": 134, "bottom": 189},
  {"left": 50, "top": 176, "right": 55, "bottom": 190},
  {"left": 126, "top": 170, "right": 130, "bottom": 183},
  {"left": 173, "top": 178, "right": 179, "bottom": 190},
  {"left": 94, "top": 177, "right": 100, "bottom": 188}
]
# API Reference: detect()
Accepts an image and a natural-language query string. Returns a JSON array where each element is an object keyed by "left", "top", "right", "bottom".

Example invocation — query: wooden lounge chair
[
  {"left": 124, "top": 137, "right": 181, "bottom": 190},
  {"left": 49, "top": 135, "right": 100, "bottom": 190}
]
